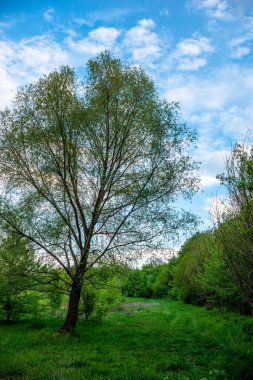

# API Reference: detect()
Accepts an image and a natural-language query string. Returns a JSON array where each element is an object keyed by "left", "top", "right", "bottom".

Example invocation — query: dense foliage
[{"left": 0, "top": 230, "right": 40, "bottom": 321}]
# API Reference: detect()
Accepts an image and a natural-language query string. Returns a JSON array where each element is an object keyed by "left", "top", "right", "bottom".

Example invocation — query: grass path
[{"left": 0, "top": 299, "right": 253, "bottom": 379}]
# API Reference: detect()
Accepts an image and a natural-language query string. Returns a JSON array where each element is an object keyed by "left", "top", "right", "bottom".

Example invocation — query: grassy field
[{"left": 0, "top": 299, "right": 253, "bottom": 380}]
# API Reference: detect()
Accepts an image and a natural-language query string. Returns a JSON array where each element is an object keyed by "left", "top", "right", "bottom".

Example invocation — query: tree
[
  {"left": 199, "top": 240, "right": 243, "bottom": 311},
  {"left": 0, "top": 51, "right": 198, "bottom": 331},
  {"left": 152, "top": 258, "right": 178, "bottom": 298},
  {"left": 0, "top": 231, "right": 37, "bottom": 321},
  {"left": 174, "top": 232, "right": 212, "bottom": 305},
  {"left": 122, "top": 269, "right": 151, "bottom": 298},
  {"left": 214, "top": 141, "right": 253, "bottom": 313}
]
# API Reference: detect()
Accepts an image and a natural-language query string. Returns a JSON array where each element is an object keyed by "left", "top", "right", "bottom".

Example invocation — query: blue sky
[{"left": 0, "top": 0, "right": 253, "bottom": 237}]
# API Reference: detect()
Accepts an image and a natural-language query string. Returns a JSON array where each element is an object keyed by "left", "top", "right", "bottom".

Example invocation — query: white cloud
[
  {"left": 166, "top": 36, "right": 213, "bottom": 72},
  {"left": 164, "top": 75, "right": 229, "bottom": 110},
  {"left": 73, "top": 8, "right": 133, "bottom": 27},
  {"left": 43, "top": 7, "right": 55, "bottom": 22},
  {"left": 66, "top": 27, "right": 120, "bottom": 55},
  {"left": 0, "top": 20, "right": 16, "bottom": 30},
  {"left": 164, "top": 65, "right": 253, "bottom": 117},
  {"left": 63, "top": 28, "right": 78, "bottom": 38},
  {"left": 190, "top": 0, "right": 233, "bottom": 20},
  {"left": 229, "top": 31, "right": 253, "bottom": 59},
  {"left": 89, "top": 27, "right": 121, "bottom": 45},
  {"left": 195, "top": 139, "right": 229, "bottom": 177},
  {"left": 177, "top": 57, "right": 207, "bottom": 71},
  {"left": 162, "top": 63, "right": 253, "bottom": 201},
  {"left": 0, "top": 65, "right": 17, "bottom": 107},
  {"left": 0, "top": 26, "right": 123, "bottom": 108},
  {"left": 244, "top": 15, "right": 253, "bottom": 31},
  {"left": 189, "top": 108, "right": 252, "bottom": 141},
  {"left": 177, "top": 36, "right": 213, "bottom": 56},
  {"left": 218, "top": 106, "right": 253, "bottom": 137},
  {"left": 123, "top": 19, "right": 162, "bottom": 63},
  {"left": 230, "top": 45, "right": 250, "bottom": 59},
  {"left": 0, "top": 36, "right": 70, "bottom": 108},
  {"left": 0, "top": 14, "right": 24, "bottom": 32},
  {"left": 201, "top": 174, "right": 219, "bottom": 187},
  {"left": 138, "top": 19, "right": 155, "bottom": 28},
  {"left": 16, "top": 36, "right": 69, "bottom": 77}
]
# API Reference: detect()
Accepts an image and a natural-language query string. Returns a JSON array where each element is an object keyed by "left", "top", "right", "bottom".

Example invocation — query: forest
[{"left": 0, "top": 52, "right": 253, "bottom": 379}]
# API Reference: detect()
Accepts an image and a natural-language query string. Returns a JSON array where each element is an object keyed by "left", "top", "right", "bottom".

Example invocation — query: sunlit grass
[{"left": 0, "top": 299, "right": 252, "bottom": 379}]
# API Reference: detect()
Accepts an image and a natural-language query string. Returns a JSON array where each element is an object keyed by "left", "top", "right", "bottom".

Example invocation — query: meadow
[{"left": 0, "top": 299, "right": 253, "bottom": 380}]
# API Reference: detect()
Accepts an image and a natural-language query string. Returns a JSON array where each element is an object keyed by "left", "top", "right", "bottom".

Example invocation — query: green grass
[{"left": 0, "top": 299, "right": 253, "bottom": 379}]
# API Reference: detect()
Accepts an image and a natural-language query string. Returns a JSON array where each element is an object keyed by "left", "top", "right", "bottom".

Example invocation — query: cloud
[
  {"left": 89, "top": 27, "right": 120, "bottom": 45},
  {"left": 165, "top": 63, "right": 253, "bottom": 192},
  {"left": 176, "top": 36, "right": 213, "bottom": 71},
  {"left": 244, "top": 15, "right": 253, "bottom": 31},
  {"left": 189, "top": 0, "right": 233, "bottom": 20},
  {"left": 194, "top": 135, "right": 229, "bottom": 179},
  {"left": 63, "top": 28, "right": 78, "bottom": 38},
  {"left": 164, "top": 65, "right": 253, "bottom": 119},
  {"left": 177, "top": 57, "right": 207, "bottom": 71},
  {"left": 15, "top": 36, "right": 69, "bottom": 77},
  {"left": 66, "top": 27, "right": 120, "bottom": 56},
  {"left": 230, "top": 45, "right": 250, "bottom": 59},
  {"left": 0, "top": 20, "right": 16, "bottom": 30},
  {"left": 0, "top": 36, "right": 70, "bottom": 108},
  {"left": 164, "top": 74, "right": 230, "bottom": 110},
  {"left": 0, "top": 25, "right": 123, "bottom": 108},
  {"left": 201, "top": 174, "right": 220, "bottom": 187},
  {"left": 73, "top": 8, "right": 134, "bottom": 27},
  {"left": 0, "top": 65, "right": 17, "bottom": 107},
  {"left": 217, "top": 106, "right": 253, "bottom": 137},
  {"left": 43, "top": 7, "right": 55, "bottom": 22},
  {"left": 229, "top": 23, "right": 253, "bottom": 59},
  {"left": 162, "top": 62, "right": 253, "bottom": 205},
  {"left": 123, "top": 19, "right": 162, "bottom": 63},
  {"left": 177, "top": 36, "right": 213, "bottom": 56},
  {"left": 161, "top": 35, "right": 214, "bottom": 72},
  {"left": 0, "top": 14, "right": 25, "bottom": 32}
]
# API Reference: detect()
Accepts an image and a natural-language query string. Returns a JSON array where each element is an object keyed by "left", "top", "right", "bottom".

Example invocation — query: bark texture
[{"left": 60, "top": 283, "right": 81, "bottom": 333}]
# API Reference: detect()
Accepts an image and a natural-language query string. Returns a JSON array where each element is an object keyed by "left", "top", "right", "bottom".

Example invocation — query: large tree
[
  {"left": 215, "top": 141, "right": 253, "bottom": 313},
  {"left": 0, "top": 51, "right": 198, "bottom": 331}
]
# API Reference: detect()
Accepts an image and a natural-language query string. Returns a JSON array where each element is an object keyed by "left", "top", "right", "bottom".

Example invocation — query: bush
[
  {"left": 81, "top": 287, "right": 96, "bottom": 320},
  {"left": 122, "top": 269, "right": 152, "bottom": 298},
  {"left": 81, "top": 281, "right": 124, "bottom": 320}
]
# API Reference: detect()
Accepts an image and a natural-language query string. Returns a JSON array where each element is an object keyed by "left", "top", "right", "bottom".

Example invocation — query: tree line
[{"left": 124, "top": 141, "right": 253, "bottom": 315}]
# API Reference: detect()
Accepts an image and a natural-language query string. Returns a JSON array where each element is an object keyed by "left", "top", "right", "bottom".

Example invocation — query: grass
[{"left": 0, "top": 299, "right": 253, "bottom": 379}]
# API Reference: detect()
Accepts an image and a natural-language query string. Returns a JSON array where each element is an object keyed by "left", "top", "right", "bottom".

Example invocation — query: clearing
[{"left": 0, "top": 299, "right": 253, "bottom": 379}]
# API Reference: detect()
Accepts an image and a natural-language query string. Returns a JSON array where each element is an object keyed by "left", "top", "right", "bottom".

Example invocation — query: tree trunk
[{"left": 60, "top": 282, "right": 81, "bottom": 333}]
